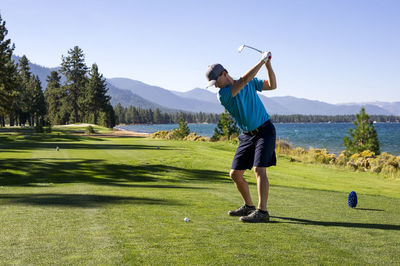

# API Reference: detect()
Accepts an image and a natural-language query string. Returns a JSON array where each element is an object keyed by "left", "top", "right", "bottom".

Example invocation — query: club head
[{"left": 238, "top": 44, "right": 245, "bottom": 53}]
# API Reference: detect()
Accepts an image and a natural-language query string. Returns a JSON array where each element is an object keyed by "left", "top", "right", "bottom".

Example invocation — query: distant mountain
[
  {"left": 348, "top": 101, "right": 400, "bottom": 116},
  {"left": 18, "top": 56, "right": 400, "bottom": 115},
  {"left": 172, "top": 87, "right": 293, "bottom": 114},
  {"left": 107, "top": 82, "right": 177, "bottom": 112},
  {"left": 258, "top": 95, "right": 293, "bottom": 115},
  {"left": 172, "top": 88, "right": 219, "bottom": 103},
  {"left": 172, "top": 90, "right": 398, "bottom": 115},
  {"left": 330, "top": 103, "right": 391, "bottom": 115},
  {"left": 108, "top": 78, "right": 224, "bottom": 113}
]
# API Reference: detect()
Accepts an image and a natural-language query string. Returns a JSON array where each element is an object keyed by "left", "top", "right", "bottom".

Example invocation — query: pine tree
[
  {"left": 343, "top": 107, "right": 380, "bottom": 156},
  {"left": 84, "top": 64, "right": 110, "bottom": 124},
  {"left": 178, "top": 117, "right": 190, "bottom": 136},
  {"left": 113, "top": 103, "right": 125, "bottom": 124},
  {"left": 44, "top": 71, "right": 69, "bottom": 125},
  {"left": 32, "top": 75, "right": 46, "bottom": 126},
  {"left": 212, "top": 111, "right": 240, "bottom": 141},
  {"left": 98, "top": 103, "right": 115, "bottom": 128},
  {"left": 13, "top": 55, "right": 33, "bottom": 126},
  {"left": 171, "top": 117, "right": 190, "bottom": 139},
  {"left": 153, "top": 108, "right": 162, "bottom": 124},
  {"left": 18, "top": 55, "right": 31, "bottom": 81},
  {"left": 23, "top": 75, "right": 46, "bottom": 126},
  {"left": 0, "top": 13, "right": 18, "bottom": 123},
  {"left": 60, "top": 46, "right": 88, "bottom": 123}
]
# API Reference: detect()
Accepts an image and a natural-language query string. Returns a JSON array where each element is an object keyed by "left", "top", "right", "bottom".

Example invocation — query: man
[{"left": 205, "top": 51, "right": 277, "bottom": 223}]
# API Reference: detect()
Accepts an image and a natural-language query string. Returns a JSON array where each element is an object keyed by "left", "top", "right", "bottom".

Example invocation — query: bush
[
  {"left": 184, "top": 133, "right": 210, "bottom": 142},
  {"left": 85, "top": 125, "right": 96, "bottom": 134},
  {"left": 167, "top": 129, "right": 183, "bottom": 140},
  {"left": 151, "top": 130, "right": 209, "bottom": 142},
  {"left": 336, "top": 151, "right": 348, "bottom": 166},
  {"left": 151, "top": 130, "right": 169, "bottom": 139},
  {"left": 277, "top": 139, "right": 399, "bottom": 178}
]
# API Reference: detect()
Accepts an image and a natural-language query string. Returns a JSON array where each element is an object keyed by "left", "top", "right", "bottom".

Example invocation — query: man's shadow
[{"left": 270, "top": 209, "right": 400, "bottom": 231}]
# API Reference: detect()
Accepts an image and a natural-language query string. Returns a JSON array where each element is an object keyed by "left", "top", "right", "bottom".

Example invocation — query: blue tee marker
[{"left": 348, "top": 191, "right": 358, "bottom": 208}]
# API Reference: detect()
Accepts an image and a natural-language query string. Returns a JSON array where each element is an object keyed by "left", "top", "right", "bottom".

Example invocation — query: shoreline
[{"left": 113, "top": 127, "right": 150, "bottom": 137}]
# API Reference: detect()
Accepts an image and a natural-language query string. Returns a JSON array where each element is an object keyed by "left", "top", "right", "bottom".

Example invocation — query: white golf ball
[{"left": 184, "top": 217, "right": 189, "bottom": 222}]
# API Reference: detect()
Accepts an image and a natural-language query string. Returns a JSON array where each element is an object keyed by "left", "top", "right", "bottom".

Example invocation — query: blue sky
[{"left": 1, "top": 0, "right": 399, "bottom": 104}]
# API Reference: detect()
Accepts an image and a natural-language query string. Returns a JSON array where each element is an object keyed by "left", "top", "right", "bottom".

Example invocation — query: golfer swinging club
[{"left": 205, "top": 51, "right": 277, "bottom": 223}]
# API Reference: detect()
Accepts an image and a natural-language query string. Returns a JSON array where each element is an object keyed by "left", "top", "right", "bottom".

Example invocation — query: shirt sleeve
[
  {"left": 253, "top": 78, "right": 265, "bottom": 92},
  {"left": 218, "top": 86, "right": 233, "bottom": 107}
]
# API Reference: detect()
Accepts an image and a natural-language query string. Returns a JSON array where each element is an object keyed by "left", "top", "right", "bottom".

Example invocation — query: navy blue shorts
[{"left": 231, "top": 120, "right": 277, "bottom": 170}]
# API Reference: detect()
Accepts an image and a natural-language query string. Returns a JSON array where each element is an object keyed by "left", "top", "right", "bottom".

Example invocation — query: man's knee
[
  {"left": 230, "top": 170, "right": 245, "bottom": 182},
  {"left": 253, "top": 167, "right": 267, "bottom": 178}
]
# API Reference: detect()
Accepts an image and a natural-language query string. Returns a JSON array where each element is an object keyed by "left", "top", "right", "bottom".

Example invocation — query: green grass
[{"left": 1, "top": 126, "right": 400, "bottom": 265}]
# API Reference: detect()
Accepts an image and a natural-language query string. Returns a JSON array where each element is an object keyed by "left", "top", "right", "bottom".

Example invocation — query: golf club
[{"left": 238, "top": 44, "right": 271, "bottom": 60}]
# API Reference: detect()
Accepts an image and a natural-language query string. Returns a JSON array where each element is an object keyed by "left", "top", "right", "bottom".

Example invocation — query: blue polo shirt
[{"left": 218, "top": 78, "right": 269, "bottom": 131}]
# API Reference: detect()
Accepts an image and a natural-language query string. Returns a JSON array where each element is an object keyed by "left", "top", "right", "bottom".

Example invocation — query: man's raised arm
[{"left": 262, "top": 59, "right": 277, "bottom": 91}]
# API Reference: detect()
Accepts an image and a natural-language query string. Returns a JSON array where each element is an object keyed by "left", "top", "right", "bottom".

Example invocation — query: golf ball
[{"left": 184, "top": 217, "right": 189, "bottom": 222}]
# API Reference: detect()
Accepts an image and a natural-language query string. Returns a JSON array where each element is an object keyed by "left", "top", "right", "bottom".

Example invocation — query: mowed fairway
[{"left": 1, "top": 127, "right": 400, "bottom": 265}]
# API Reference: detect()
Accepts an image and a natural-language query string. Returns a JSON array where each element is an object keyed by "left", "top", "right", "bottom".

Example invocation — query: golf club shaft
[{"left": 244, "top": 45, "right": 263, "bottom": 54}]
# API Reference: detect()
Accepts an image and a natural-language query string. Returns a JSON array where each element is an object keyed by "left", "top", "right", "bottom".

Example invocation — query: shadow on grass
[
  {"left": 0, "top": 158, "right": 229, "bottom": 187},
  {"left": 0, "top": 193, "right": 181, "bottom": 208},
  {"left": 0, "top": 133, "right": 105, "bottom": 147},
  {"left": 2, "top": 141, "right": 173, "bottom": 151},
  {"left": 271, "top": 216, "right": 400, "bottom": 231},
  {"left": 354, "top": 208, "right": 385, "bottom": 211}
]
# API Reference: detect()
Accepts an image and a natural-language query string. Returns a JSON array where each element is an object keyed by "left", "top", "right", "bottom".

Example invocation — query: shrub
[
  {"left": 336, "top": 151, "right": 348, "bottom": 166},
  {"left": 151, "top": 130, "right": 169, "bottom": 139},
  {"left": 183, "top": 133, "right": 210, "bottom": 142},
  {"left": 277, "top": 139, "right": 399, "bottom": 178},
  {"left": 85, "top": 125, "right": 96, "bottom": 134}
]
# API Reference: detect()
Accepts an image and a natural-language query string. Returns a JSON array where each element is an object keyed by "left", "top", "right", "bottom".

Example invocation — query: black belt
[{"left": 243, "top": 120, "right": 270, "bottom": 136}]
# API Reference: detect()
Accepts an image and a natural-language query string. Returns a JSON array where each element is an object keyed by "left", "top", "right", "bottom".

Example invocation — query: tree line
[
  {"left": 269, "top": 114, "right": 400, "bottom": 123},
  {"left": 0, "top": 14, "right": 115, "bottom": 128},
  {"left": 113, "top": 103, "right": 220, "bottom": 124},
  {"left": 113, "top": 104, "right": 400, "bottom": 125}
]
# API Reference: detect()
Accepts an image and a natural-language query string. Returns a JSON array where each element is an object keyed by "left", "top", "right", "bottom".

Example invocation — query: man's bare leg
[
  {"left": 229, "top": 169, "right": 254, "bottom": 206},
  {"left": 254, "top": 167, "right": 269, "bottom": 211}
]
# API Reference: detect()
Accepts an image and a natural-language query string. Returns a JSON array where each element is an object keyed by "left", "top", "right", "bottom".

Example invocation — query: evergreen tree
[
  {"left": 212, "top": 111, "right": 240, "bottom": 141},
  {"left": 18, "top": 55, "right": 31, "bottom": 81},
  {"left": 344, "top": 107, "right": 380, "bottom": 156},
  {"left": 113, "top": 103, "right": 125, "bottom": 124},
  {"left": 60, "top": 46, "right": 88, "bottom": 123},
  {"left": 24, "top": 75, "right": 46, "bottom": 126},
  {"left": 0, "top": 13, "right": 18, "bottom": 124},
  {"left": 44, "top": 71, "right": 68, "bottom": 125},
  {"left": 32, "top": 75, "right": 46, "bottom": 125},
  {"left": 178, "top": 117, "right": 190, "bottom": 136},
  {"left": 84, "top": 63, "right": 110, "bottom": 124},
  {"left": 14, "top": 55, "right": 33, "bottom": 125},
  {"left": 153, "top": 108, "right": 162, "bottom": 124},
  {"left": 171, "top": 117, "right": 190, "bottom": 139},
  {"left": 98, "top": 103, "right": 115, "bottom": 128}
]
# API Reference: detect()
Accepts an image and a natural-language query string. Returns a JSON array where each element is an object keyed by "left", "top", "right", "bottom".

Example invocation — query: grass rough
[{"left": 1, "top": 126, "right": 400, "bottom": 265}]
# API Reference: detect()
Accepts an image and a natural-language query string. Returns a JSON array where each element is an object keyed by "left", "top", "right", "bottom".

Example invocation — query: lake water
[{"left": 117, "top": 123, "right": 400, "bottom": 155}]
